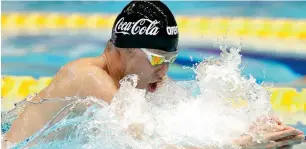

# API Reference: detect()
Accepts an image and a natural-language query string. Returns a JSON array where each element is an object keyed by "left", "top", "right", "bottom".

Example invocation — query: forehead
[{"left": 146, "top": 48, "right": 178, "bottom": 56}]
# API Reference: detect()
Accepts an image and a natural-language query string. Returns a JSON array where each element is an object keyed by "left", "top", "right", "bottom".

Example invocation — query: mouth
[{"left": 147, "top": 81, "right": 161, "bottom": 93}]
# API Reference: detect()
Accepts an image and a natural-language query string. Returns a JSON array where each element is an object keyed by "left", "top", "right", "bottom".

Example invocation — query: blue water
[
  {"left": 2, "top": 1, "right": 306, "bottom": 148},
  {"left": 2, "top": 1, "right": 306, "bottom": 19},
  {"left": 1, "top": 35, "right": 304, "bottom": 85},
  {"left": 2, "top": 1, "right": 306, "bottom": 86}
]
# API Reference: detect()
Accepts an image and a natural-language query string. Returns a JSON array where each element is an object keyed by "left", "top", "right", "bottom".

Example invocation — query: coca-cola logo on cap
[{"left": 114, "top": 17, "right": 160, "bottom": 35}]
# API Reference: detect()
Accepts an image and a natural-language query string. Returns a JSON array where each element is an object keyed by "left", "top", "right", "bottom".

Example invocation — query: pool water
[
  {"left": 2, "top": 1, "right": 306, "bottom": 19},
  {"left": 2, "top": 34, "right": 305, "bottom": 86},
  {"left": 2, "top": 39, "right": 306, "bottom": 148},
  {"left": 1, "top": 1, "right": 306, "bottom": 148}
]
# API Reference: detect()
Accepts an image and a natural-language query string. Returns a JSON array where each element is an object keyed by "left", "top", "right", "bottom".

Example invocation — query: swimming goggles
[{"left": 141, "top": 48, "right": 177, "bottom": 66}]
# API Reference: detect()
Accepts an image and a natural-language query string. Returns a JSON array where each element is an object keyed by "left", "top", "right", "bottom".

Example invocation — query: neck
[{"left": 101, "top": 49, "right": 126, "bottom": 88}]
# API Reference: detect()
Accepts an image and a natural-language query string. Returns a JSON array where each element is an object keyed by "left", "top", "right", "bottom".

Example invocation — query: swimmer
[{"left": 2, "top": 1, "right": 304, "bottom": 149}]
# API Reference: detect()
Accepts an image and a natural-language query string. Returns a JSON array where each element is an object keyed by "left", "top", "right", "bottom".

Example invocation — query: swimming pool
[
  {"left": 2, "top": 34, "right": 305, "bottom": 86},
  {"left": 2, "top": 1, "right": 306, "bottom": 19},
  {"left": 1, "top": 1, "right": 306, "bottom": 148},
  {"left": 2, "top": 31, "right": 306, "bottom": 148}
]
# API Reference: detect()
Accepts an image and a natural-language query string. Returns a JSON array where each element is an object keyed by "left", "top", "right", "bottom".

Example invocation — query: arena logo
[
  {"left": 114, "top": 17, "right": 160, "bottom": 35},
  {"left": 166, "top": 26, "right": 178, "bottom": 35}
]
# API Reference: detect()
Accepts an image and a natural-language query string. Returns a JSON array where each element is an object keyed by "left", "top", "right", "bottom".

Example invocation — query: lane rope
[
  {"left": 2, "top": 13, "right": 306, "bottom": 40},
  {"left": 1, "top": 76, "right": 306, "bottom": 112}
]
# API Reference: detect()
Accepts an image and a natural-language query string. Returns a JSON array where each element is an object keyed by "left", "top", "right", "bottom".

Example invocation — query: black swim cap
[{"left": 110, "top": 0, "right": 179, "bottom": 52}]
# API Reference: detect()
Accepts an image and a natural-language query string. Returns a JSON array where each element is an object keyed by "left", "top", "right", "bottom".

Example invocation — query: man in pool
[{"left": 3, "top": 1, "right": 304, "bottom": 149}]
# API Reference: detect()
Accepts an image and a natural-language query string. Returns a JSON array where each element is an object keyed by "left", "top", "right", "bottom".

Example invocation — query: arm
[
  {"left": 2, "top": 65, "right": 118, "bottom": 145},
  {"left": 162, "top": 117, "right": 304, "bottom": 149},
  {"left": 232, "top": 126, "right": 304, "bottom": 149},
  {"left": 2, "top": 65, "right": 74, "bottom": 145},
  {"left": 2, "top": 99, "right": 69, "bottom": 146}
]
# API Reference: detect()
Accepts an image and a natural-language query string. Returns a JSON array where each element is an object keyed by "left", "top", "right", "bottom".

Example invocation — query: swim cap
[{"left": 110, "top": 1, "right": 179, "bottom": 52}]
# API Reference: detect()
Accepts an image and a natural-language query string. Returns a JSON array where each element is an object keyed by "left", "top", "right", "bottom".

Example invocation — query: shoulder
[
  {"left": 48, "top": 59, "right": 118, "bottom": 103},
  {"left": 55, "top": 58, "right": 109, "bottom": 81},
  {"left": 76, "top": 65, "right": 118, "bottom": 103}
]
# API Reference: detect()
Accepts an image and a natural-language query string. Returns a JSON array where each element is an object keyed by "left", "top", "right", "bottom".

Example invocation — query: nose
[{"left": 156, "top": 63, "right": 169, "bottom": 78}]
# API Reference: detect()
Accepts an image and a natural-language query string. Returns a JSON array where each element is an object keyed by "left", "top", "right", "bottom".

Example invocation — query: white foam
[{"left": 2, "top": 45, "right": 282, "bottom": 149}]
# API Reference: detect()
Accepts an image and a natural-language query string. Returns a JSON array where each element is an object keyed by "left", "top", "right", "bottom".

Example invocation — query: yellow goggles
[{"left": 141, "top": 48, "right": 177, "bottom": 66}]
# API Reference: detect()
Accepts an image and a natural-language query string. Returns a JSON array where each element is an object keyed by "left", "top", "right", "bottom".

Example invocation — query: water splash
[{"left": 2, "top": 45, "right": 280, "bottom": 149}]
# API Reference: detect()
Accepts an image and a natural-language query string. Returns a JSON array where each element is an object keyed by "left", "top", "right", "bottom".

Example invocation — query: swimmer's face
[{"left": 126, "top": 48, "right": 177, "bottom": 93}]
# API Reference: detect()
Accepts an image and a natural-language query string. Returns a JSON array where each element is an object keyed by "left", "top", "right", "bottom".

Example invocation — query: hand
[
  {"left": 233, "top": 125, "right": 304, "bottom": 149},
  {"left": 266, "top": 116, "right": 304, "bottom": 148}
]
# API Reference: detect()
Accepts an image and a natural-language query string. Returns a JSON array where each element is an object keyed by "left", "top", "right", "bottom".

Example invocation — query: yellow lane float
[
  {"left": 2, "top": 13, "right": 306, "bottom": 40},
  {"left": 1, "top": 76, "right": 305, "bottom": 112}
]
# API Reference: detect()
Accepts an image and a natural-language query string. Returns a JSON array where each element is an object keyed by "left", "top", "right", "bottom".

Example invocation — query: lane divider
[
  {"left": 270, "top": 87, "right": 306, "bottom": 113},
  {"left": 2, "top": 13, "right": 306, "bottom": 40},
  {"left": 1, "top": 76, "right": 52, "bottom": 100},
  {"left": 1, "top": 76, "right": 306, "bottom": 112}
]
